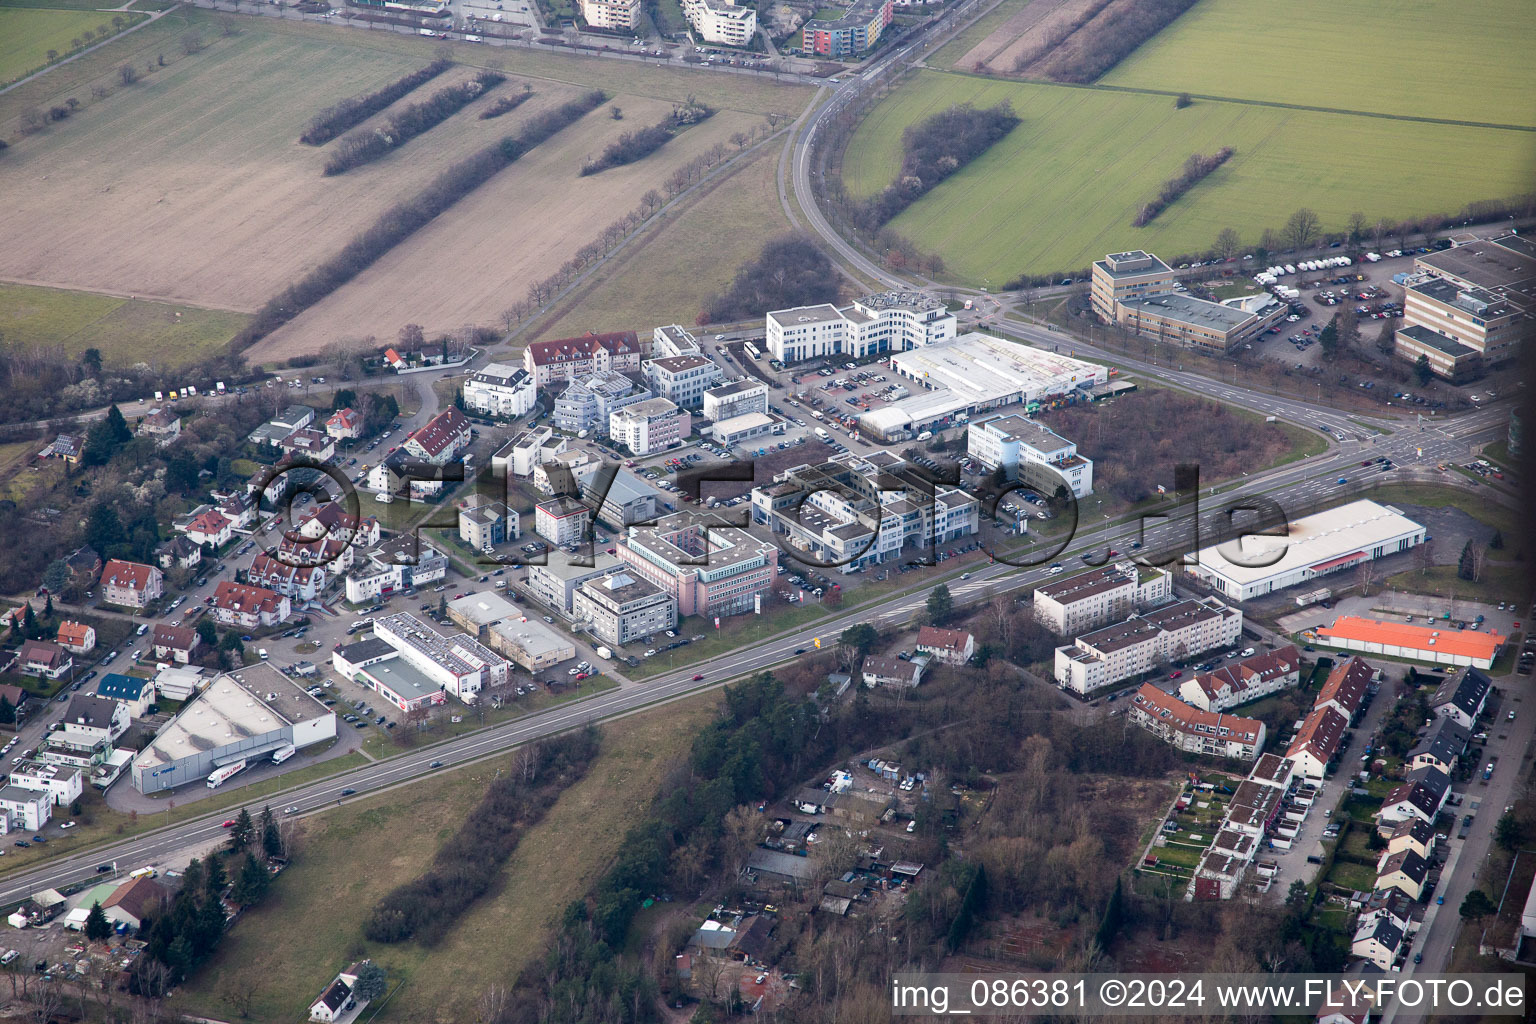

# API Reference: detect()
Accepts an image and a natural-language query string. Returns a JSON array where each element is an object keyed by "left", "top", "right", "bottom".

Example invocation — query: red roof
[
  {"left": 327, "top": 407, "right": 362, "bottom": 429},
  {"left": 1317, "top": 656, "right": 1373, "bottom": 714},
  {"left": 1318, "top": 615, "right": 1504, "bottom": 662},
  {"left": 102, "top": 559, "right": 156, "bottom": 591},
  {"left": 916, "top": 626, "right": 972, "bottom": 653},
  {"left": 212, "top": 580, "right": 286, "bottom": 616},
  {"left": 1310, "top": 550, "right": 1367, "bottom": 572},
  {"left": 1288, "top": 705, "right": 1348, "bottom": 763},
  {"left": 55, "top": 621, "right": 93, "bottom": 647},
  {"left": 187, "top": 510, "right": 231, "bottom": 537},
  {"left": 525, "top": 331, "right": 640, "bottom": 367},
  {"left": 407, "top": 408, "right": 471, "bottom": 458},
  {"left": 1131, "top": 683, "right": 1264, "bottom": 745}
]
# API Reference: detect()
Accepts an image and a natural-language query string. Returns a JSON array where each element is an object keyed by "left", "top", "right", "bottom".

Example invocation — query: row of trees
[
  {"left": 323, "top": 72, "right": 506, "bottom": 175},
  {"left": 855, "top": 103, "right": 1020, "bottom": 231},
  {"left": 364, "top": 729, "right": 599, "bottom": 945},
  {"left": 479, "top": 86, "right": 533, "bottom": 120},
  {"left": 299, "top": 59, "right": 452, "bottom": 145},
  {"left": 1132, "top": 147, "right": 1234, "bottom": 227},
  {"left": 238, "top": 90, "right": 606, "bottom": 350},
  {"left": 579, "top": 100, "right": 713, "bottom": 176}
]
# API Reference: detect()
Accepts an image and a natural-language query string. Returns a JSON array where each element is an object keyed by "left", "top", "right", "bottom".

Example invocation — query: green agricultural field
[
  {"left": 0, "top": 7, "right": 139, "bottom": 83},
  {"left": 1101, "top": 0, "right": 1536, "bottom": 128},
  {"left": 0, "top": 283, "right": 248, "bottom": 368},
  {"left": 840, "top": 71, "right": 1536, "bottom": 283}
]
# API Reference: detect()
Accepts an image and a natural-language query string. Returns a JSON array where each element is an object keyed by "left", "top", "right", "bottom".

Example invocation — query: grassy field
[
  {"left": 1101, "top": 0, "right": 1536, "bottom": 128},
  {"left": 840, "top": 71, "right": 1536, "bottom": 283},
  {"left": 534, "top": 142, "right": 791, "bottom": 339},
  {"left": 0, "top": 7, "right": 139, "bottom": 83},
  {"left": 175, "top": 692, "right": 719, "bottom": 1023},
  {"left": 928, "top": 0, "right": 1032, "bottom": 69},
  {"left": 0, "top": 282, "right": 248, "bottom": 368}
]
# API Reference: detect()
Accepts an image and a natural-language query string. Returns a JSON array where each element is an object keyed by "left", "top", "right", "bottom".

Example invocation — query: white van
[{"left": 258, "top": 648, "right": 269, "bottom": 661}]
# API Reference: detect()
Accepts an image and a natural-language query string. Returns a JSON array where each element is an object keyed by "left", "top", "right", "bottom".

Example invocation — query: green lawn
[
  {"left": 1100, "top": 0, "right": 1536, "bottom": 128},
  {"left": 0, "top": 283, "right": 248, "bottom": 369},
  {"left": 812, "top": 7, "right": 844, "bottom": 19},
  {"left": 1326, "top": 859, "right": 1378, "bottom": 892},
  {"left": 627, "top": 601, "right": 829, "bottom": 677},
  {"left": 839, "top": 71, "right": 1536, "bottom": 283},
  {"left": 0, "top": 7, "right": 141, "bottom": 82}
]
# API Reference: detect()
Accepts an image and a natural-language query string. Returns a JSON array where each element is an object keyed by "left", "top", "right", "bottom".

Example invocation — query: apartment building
[
  {"left": 209, "top": 581, "right": 291, "bottom": 628},
  {"left": 682, "top": 0, "right": 756, "bottom": 45},
  {"left": 535, "top": 496, "right": 592, "bottom": 547},
  {"left": 573, "top": 570, "right": 677, "bottom": 646},
  {"left": 1128, "top": 685, "right": 1266, "bottom": 760},
  {"left": 493, "top": 426, "right": 558, "bottom": 478},
  {"left": 580, "top": 0, "right": 640, "bottom": 29},
  {"left": 644, "top": 355, "right": 723, "bottom": 410},
  {"left": 372, "top": 612, "right": 509, "bottom": 703},
  {"left": 703, "top": 379, "right": 769, "bottom": 422},
  {"left": 403, "top": 408, "right": 472, "bottom": 466},
  {"left": 1032, "top": 562, "right": 1172, "bottom": 635},
  {"left": 616, "top": 511, "right": 778, "bottom": 617},
  {"left": 462, "top": 362, "right": 536, "bottom": 418},
  {"left": 750, "top": 451, "right": 978, "bottom": 574},
  {"left": 967, "top": 413, "right": 1094, "bottom": 497},
  {"left": 1053, "top": 597, "right": 1243, "bottom": 694},
  {"left": 100, "top": 559, "right": 163, "bottom": 610},
  {"left": 523, "top": 331, "right": 645, "bottom": 387},
  {"left": 458, "top": 492, "right": 518, "bottom": 552},
  {"left": 801, "top": 0, "right": 892, "bottom": 56},
  {"left": 246, "top": 554, "right": 326, "bottom": 603},
  {"left": 554, "top": 370, "right": 650, "bottom": 435},
  {"left": 766, "top": 291, "right": 956, "bottom": 363},
  {"left": 610, "top": 397, "right": 690, "bottom": 455}
]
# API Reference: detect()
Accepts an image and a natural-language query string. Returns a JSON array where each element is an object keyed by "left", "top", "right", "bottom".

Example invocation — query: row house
[
  {"left": 1286, "top": 705, "right": 1349, "bottom": 779},
  {"left": 1406, "top": 716, "right": 1468, "bottom": 775},
  {"left": 1127, "top": 684, "right": 1266, "bottom": 760},
  {"left": 1377, "top": 766, "right": 1451, "bottom": 829},
  {"left": 1430, "top": 667, "right": 1491, "bottom": 730},
  {"left": 1180, "top": 645, "right": 1302, "bottom": 712}
]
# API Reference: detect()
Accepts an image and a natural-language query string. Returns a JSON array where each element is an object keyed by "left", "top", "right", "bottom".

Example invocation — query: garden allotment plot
[
  {"left": 840, "top": 71, "right": 1536, "bottom": 283},
  {"left": 1101, "top": 0, "right": 1536, "bottom": 128}
]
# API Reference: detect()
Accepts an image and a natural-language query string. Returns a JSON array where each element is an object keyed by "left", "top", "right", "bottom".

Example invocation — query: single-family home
[
  {"left": 1377, "top": 766, "right": 1450, "bottom": 828},
  {"left": 96, "top": 673, "right": 155, "bottom": 718},
  {"left": 861, "top": 654, "right": 924, "bottom": 689},
  {"left": 19, "top": 640, "right": 72, "bottom": 681},
  {"left": 152, "top": 624, "right": 202, "bottom": 665},
  {"left": 309, "top": 964, "right": 366, "bottom": 1024},
  {"left": 42, "top": 433, "right": 84, "bottom": 463},
  {"left": 55, "top": 621, "right": 96, "bottom": 655},
  {"left": 183, "top": 509, "right": 234, "bottom": 550},
  {"left": 916, "top": 626, "right": 974, "bottom": 666},
  {"left": 1375, "top": 849, "right": 1429, "bottom": 900},
  {"left": 136, "top": 407, "right": 181, "bottom": 445},
  {"left": 325, "top": 407, "right": 364, "bottom": 441},
  {"left": 1430, "top": 667, "right": 1491, "bottom": 731},
  {"left": 280, "top": 427, "right": 337, "bottom": 464},
  {"left": 1286, "top": 705, "right": 1348, "bottom": 779},
  {"left": 154, "top": 535, "right": 203, "bottom": 571},
  {"left": 1350, "top": 915, "right": 1404, "bottom": 971},
  {"left": 64, "top": 546, "right": 103, "bottom": 589},
  {"left": 100, "top": 876, "right": 170, "bottom": 931},
  {"left": 1406, "top": 716, "right": 1468, "bottom": 775}
]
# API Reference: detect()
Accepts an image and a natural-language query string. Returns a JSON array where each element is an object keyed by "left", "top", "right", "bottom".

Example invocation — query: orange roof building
[{"left": 1316, "top": 615, "right": 1504, "bottom": 669}]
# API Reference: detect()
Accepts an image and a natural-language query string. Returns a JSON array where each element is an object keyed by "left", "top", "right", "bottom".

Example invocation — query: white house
[{"left": 463, "top": 362, "right": 536, "bottom": 418}]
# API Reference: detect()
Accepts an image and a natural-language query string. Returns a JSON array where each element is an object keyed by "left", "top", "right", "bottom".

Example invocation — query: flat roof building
[
  {"left": 863, "top": 333, "right": 1108, "bottom": 441},
  {"left": 372, "top": 612, "right": 509, "bottom": 703},
  {"left": 1316, "top": 616, "right": 1505, "bottom": 670},
  {"left": 1090, "top": 250, "right": 1176, "bottom": 322},
  {"left": 1185, "top": 499, "right": 1425, "bottom": 601},
  {"left": 487, "top": 616, "right": 577, "bottom": 672},
  {"left": 766, "top": 291, "right": 955, "bottom": 364},
  {"left": 131, "top": 664, "right": 336, "bottom": 795},
  {"left": 967, "top": 412, "right": 1094, "bottom": 498},
  {"left": 573, "top": 570, "right": 677, "bottom": 646},
  {"left": 617, "top": 510, "right": 778, "bottom": 618}
]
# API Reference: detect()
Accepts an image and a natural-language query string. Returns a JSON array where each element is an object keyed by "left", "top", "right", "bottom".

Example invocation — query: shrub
[
  {"left": 580, "top": 101, "right": 713, "bottom": 176},
  {"left": 1132, "top": 146, "right": 1233, "bottom": 227},
  {"left": 1032, "top": 0, "right": 1199, "bottom": 83},
  {"left": 299, "top": 59, "right": 452, "bottom": 145},
  {"left": 324, "top": 72, "right": 505, "bottom": 175},
  {"left": 478, "top": 89, "right": 532, "bottom": 120}
]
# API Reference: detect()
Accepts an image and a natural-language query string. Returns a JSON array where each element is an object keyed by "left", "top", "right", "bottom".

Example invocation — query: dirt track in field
[
  {"left": 955, "top": 0, "right": 1098, "bottom": 75},
  {"left": 243, "top": 100, "right": 760, "bottom": 364}
]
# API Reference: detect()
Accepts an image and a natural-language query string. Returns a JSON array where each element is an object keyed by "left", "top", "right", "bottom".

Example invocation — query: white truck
[
  {"left": 419, "top": 27, "right": 436, "bottom": 35},
  {"left": 595, "top": 646, "right": 613, "bottom": 660}
]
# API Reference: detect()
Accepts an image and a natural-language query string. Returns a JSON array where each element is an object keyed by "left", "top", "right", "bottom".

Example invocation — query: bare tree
[
  {"left": 118, "top": 63, "right": 137, "bottom": 85},
  {"left": 1214, "top": 226, "right": 1242, "bottom": 261},
  {"left": 1414, "top": 539, "right": 1435, "bottom": 576},
  {"left": 28, "top": 978, "right": 63, "bottom": 1024},
  {"left": 1355, "top": 558, "right": 1374, "bottom": 596},
  {"left": 477, "top": 983, "right": 511, "bottom": 1024},
  {"left": 1282, "top": 207, "right": 1320, "bottom": 252},
  {"left": 224, "top": 977, "right": 258, "bottom": 1018},
  {"left": 1470, "top": 545, "right": 1486, "bottom": 583}
]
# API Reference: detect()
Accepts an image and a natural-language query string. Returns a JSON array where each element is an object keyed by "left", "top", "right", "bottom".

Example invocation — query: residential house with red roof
[
  {"left": 1128, "top": 684, "right": 1266, "bottom": 760},
  {"left": 1286, "top": 705, "right": 1349, "bottom": 779},
  {"left": 209, "top": 581, "right": 291, "bottom": 628},
  {"left": 325, "top": 407, "right": 364, "bottom": 440},
  {"left": 184, "top": 509, "right": 233, "bottom": 550},
  {"left": 522, "top": 331, "right": 646, "bottom": 386},
  {"left": 55, "top": 621, "right": 95, "bottom": 655},
  {"left": 100, "top": 560, "right": 162, "bottom": 610},
  {"left": 403, "top": 408, "right": 472, "bottom": 465},
  {"left": 916, "top": 626, "right": 974, "bottom": 666},
  {"left": 1179, "top": 645, "right": 1301, "bottom": 712}
]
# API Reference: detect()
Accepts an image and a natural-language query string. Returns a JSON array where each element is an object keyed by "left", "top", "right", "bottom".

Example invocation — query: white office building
[
  {"left": 610, "top": 397, "right": 690, "bottom": 455},
  {"left": 462, "top": 362, "right": 536, "bottom": 418},
  {"left": 653, "top": 324, "right": 702, "bottom": 358},
  {"left": 553, "top": 370, "right": 649, "bottom": 436},
  {"left": 644, "top": 355, "right": 722, "bottom": 410},
  {"left": 967, "top": 413, "right": 1094, "bottom": 497},
  {"left": 1185, "top": 499, "right": 1426, "bottom": 601},
  {"left": 371, "top": 612, "right": 509, "bottom": 703},
  {"left": 766, "top": 291, "right": 956, "bottom": 364},
  {"left": 573, "top": 571, "right": 678, "bottom": 646},
  {"left": 703, "top": 379, "right": 769, "bottom": 423}
]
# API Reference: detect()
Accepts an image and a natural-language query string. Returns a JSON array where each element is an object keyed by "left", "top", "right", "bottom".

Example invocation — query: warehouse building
[
  {"left": 487, "top": 617, "right": 577, "bottom": 672},
  {"left": 131, "top": 664, "right": 336, "bottom": 795},
  {"left": 1184, "top": 499, "right": 1425, "bottom": 602},
  {"left": 1315, "top": 617, "right": 1505, "bottom": 670},
  {"left": 372, "top": 612, "right": 509, "bottom": 703},
  {"left": 861, "top": 333, "right": 1107, "bottom": 442}
]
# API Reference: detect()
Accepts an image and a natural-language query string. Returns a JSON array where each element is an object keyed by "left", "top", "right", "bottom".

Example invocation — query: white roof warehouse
[{"left": 1185, "top": 499, "right": 1426, "bottom": 601}]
